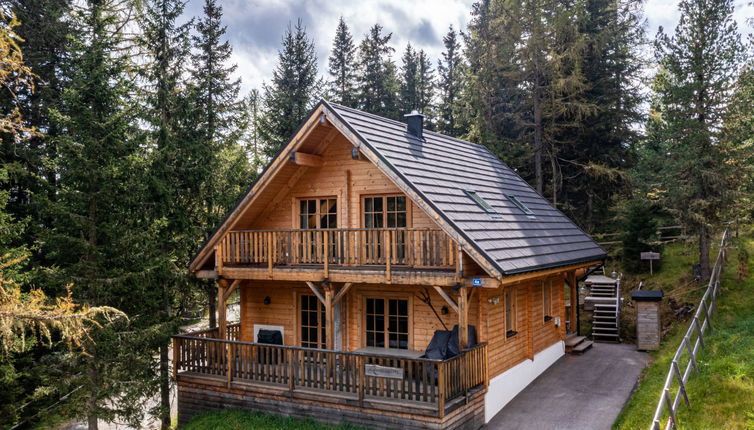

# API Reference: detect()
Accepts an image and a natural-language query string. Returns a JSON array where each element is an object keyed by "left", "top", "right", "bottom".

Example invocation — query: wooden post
[
  {"left": 358, "top": 355, "right": 365, "bottom": 407},
  {"left": 437, "top": 361, "right": 446, "bottom": 418},
  {"left": 525, "top": 283, "right": 533, "bottom": 360},
  {"left": 217, "top": 279, "right": 229, "bottom": 339},
  {"left": 172, "top": 337, "right": 180, "bottom": 379},
  {"left": 215, "top": 245, "right": 223, "bottom": 275},
  {"left": 458, "top": 286, "right": 469, "bottom": 350},
  {"left": 324, "top": 230, "right": 329, "bottom": 278},
  {"left": 267, "top": 232, "right": 274, "bottom": 277},
  {"left": 227, "top": 342, "right": 234, "bottom": 388},
  {"left": 385, "top": 230, "right": 391, "bottom": 283},
  {"left": 567, "top": 271, "right": 578, "bottom": 333},
  {"left": 324, "top": 284, "right": 335, "bottom": 350}
]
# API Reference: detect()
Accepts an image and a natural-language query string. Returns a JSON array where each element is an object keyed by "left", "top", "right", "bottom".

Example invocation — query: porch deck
[{"left": 173, "top": 324, "right": 488, "bottom": 427}]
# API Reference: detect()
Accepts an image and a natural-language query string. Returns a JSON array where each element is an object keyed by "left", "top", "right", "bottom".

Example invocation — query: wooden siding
[
  {"left": 239, "top": 276, "right": 567, "bottom": 382},
  {"left": 238, "top": 135, "right": 436, "bottom": 231}
]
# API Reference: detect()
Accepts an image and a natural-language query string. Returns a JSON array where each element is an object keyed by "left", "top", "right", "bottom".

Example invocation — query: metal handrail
[{"left": 649, "top": 229, "right": 730, "bottom": 430}]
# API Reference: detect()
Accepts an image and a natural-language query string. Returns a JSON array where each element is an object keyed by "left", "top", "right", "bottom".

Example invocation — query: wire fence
[{"left": 649, "top": 229, "right": 731, "bottom": 430}]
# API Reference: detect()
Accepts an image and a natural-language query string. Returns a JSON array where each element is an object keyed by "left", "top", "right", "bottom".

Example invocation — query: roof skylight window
[
  {"left": 465, "top": 191, "right": 501, "bottom": 218},
  {"left": 506, "top": 195, "right": 536, "bottom": 218}
]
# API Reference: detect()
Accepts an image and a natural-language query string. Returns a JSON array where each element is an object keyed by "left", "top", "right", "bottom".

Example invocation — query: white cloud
[{"left": 185, "top": 0, "right": 754, "bottom": 96}]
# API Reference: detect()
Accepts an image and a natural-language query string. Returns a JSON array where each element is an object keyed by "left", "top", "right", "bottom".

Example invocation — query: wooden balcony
[
  {"left": 173, "top": 324, "right": 487, "bottom": 419},
  {"left": 214, "top": 228, "right": 465, "bottom": 285}
]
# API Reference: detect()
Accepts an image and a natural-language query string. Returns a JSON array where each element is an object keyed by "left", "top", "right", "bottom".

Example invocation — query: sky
[{"left": 182, "top": 0, "right": 754, "bottom": 96}]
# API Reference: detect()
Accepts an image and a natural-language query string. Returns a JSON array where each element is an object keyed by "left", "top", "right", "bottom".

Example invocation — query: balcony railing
[
  {"left": 173, "top": 325, "right": 487, "bottom": 417},
  {"left": 216, "top": 228, "right": 458, "bottom": 271}
]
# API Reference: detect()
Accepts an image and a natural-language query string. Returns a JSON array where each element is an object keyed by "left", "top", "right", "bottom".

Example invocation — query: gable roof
[{"left": 189, "top": 100, "right": 605, "bottom": 277}]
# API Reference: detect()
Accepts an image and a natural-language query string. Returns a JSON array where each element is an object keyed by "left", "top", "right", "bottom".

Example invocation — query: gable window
[
  {"left": 506, "top": 195, "right": 536, "bottom": 218},
  {"left": 505, "top": 289, "right": 518, "bottom": 338},
  {"left": 299, "top": 198, "right": 337, "bottom": 229},
  {"left": 543, "top": 281, "right": 553, "bottom": 323},
  {"left": 300, "top": 295, "right": 326, "bottom": 349},
  {"left": 365, "top": 297, "right": 409, "bottom": 349}
]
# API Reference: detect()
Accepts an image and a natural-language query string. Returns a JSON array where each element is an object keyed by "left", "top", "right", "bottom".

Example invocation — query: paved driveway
[{"left": 486, "top": 343, "right": 649, "bottom": 430}]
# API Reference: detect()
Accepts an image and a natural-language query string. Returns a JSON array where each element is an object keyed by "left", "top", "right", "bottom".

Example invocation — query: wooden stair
[{"left": 565, "top": 334, "right": 593, "bottom": 354}]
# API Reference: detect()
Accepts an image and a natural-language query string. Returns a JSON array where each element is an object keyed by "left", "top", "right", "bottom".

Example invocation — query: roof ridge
[{"left": 324, "top": 99, "right": 489, "bottom": 152}]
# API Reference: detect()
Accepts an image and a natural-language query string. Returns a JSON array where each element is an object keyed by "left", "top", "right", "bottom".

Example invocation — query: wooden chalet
[{"left": 173, "top": 101, "right": 606, "bottom": 429}]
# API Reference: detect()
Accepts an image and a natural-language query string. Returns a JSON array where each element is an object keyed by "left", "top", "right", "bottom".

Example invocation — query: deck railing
[
  {"left": 649, "top": 230, "right": 730, "bottom": 430},
  {"left": 216, "top": 228, "right": 457, "bottom": 271},
  {"left": 172, "top": 329, "right": 486, "bottom": 417}
]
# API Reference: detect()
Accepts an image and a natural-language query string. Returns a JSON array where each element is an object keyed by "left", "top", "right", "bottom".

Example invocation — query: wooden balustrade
[
  {"left": 173, "top": 332, "right": 487, "bottom": 416},
  {"left": 217, "top": 228, "right": 457, "bottom": 270}
]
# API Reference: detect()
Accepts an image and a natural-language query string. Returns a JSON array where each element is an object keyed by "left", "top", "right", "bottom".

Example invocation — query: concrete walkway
[{"left": 486, "top": 343, "right": 649, "bottom": 430}]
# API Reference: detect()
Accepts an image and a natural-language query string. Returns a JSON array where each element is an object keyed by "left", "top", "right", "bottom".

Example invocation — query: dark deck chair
[{"left": 257, "top": 329, "right": 283, "bottom": 365}]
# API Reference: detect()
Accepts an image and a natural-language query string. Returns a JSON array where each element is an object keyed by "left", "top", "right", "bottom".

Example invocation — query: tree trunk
[
  {"left": 159, "top": 343, "right": 170, "bottom": 430},
  {"left": 533, "top": 88, "right": 543, "bottom": 195},
  {"left": 699, "top": 224, "right": 710, "bottom": 281},
  {"left": 207, "top": 284, "right": 217, "bottom": 329},
  {"left": 87, "top": 362, "right": 99, "bottom": 430}
]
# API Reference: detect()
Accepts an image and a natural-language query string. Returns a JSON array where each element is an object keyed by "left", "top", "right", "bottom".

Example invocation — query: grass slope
[
  {"left": 181, "top": 409, "right": 364, "bottom": 430},
  {"left": 613, "top": 233, "right": 754, "bottom": 430}
]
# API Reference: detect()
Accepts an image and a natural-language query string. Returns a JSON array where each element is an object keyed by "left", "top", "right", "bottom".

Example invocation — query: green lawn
[
  {"left": 613, "top": 232, "right": 754, "bottom": 430},
  {"left": 180, "top": 409, "right": 364, "bottom": 430}
]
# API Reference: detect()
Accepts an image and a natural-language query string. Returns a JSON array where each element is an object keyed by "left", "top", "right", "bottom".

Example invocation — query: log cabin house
[{"left": 173, "top": 101, "right": 606, "bottom": 429}]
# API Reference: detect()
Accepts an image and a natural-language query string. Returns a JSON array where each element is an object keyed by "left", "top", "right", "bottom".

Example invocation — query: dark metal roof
[{"left": 326, "top": 101, "right": 606, "bottom": 275}]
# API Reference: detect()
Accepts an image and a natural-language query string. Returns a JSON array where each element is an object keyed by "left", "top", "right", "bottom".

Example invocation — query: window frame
[
  {"left": 360, "top": 194, "right": 411, "bottom": 229},
  {"left": 298, "top": 293, "right": 327, "bottom": 349},
  {"left": 505, "top": 288, "right": 518, "bottom": 338},
  {"left": 542, "top": 280, "right": 554, "bottom": 324},
  {"left": 506, "top": 194, "right": 536, "bottom": 218},
  {"left": 295, "top": 196, "right": 338, "bottom": 229},
  {"left": 361, "top": 292, "right": 413, "bottom": 350}
]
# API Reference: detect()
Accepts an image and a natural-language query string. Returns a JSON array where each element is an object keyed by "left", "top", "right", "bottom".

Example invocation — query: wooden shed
[{"left": 173, "top": 101, "right": 606, "bottom": 429}]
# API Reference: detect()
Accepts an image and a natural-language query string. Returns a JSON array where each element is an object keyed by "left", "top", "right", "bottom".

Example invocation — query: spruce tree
[
  {"left": 190, "top": 0, "right": 246, "bottom": 326},
  {"left": 399, "top": 43, "right": 419, "bottom": 113},
  {"left": 415, "top": 49, "right": 435, "bottom": 121},
  {"left": 356, "top": 24, "right": 399, "bottom": 119},
  {"left": 138, "top": 0, "right": 197, "bottom": 428},
  {"left": 257, "top": 19, "right": 321, "bottom": 157},
  {"left": 43, "top": 1, "right": 157, "bottom": 428},
  {"left": 649, "top": 0, "right": 744, "bottom": 279},
  {"left": 327, "top": 17, "right": 357, "bottom": 106},
  {"left": 437, "top": 25, "right": 466, "bottom": 136}
]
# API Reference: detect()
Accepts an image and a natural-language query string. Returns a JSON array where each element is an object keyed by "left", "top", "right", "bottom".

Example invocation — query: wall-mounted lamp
[
  {"left": 263, "top": 296, "right": 271, "bottom": 305},
  {"left": 488, "top": 297, "right": 500, "bottom": 305},
  {"left": 441, "top": 306, "right": 449, "bottom": 315}
]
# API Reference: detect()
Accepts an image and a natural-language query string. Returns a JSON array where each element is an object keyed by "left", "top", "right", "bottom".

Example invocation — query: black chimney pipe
[{"left": 404, "top": 110, "right": 425, "bottom": 140}]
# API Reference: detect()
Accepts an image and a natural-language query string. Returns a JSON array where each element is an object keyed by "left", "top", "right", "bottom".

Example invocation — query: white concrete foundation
[{"left": 484, "top": 340, "right": 565, "bottom": 422}]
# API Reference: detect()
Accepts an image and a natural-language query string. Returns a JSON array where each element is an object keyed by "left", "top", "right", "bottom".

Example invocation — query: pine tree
[
  {"left": 649, "top": 0, "right": 744, "bottom": 279},
  {"left": 327, "top": 17, "right": 357, "bottom": 106},
  {"left": 243, "top": 88, "right": 265, "bottom": 171},
  {"left": 556, "top": 0, "right": 645, "bottom": 230},
  {"left": 356, "top": 24, "right": 399, "bottom": 119},
  {"left": 138, "top": 0, "right": 197, "bottom": 428},
  {"left": 257, "top": 19, "right": 321, "bottom": 157},
  {"left": 415, "top": 49, "right": 435, "bottom": 121},
  {"left": 42, "top": 1, "right": 158, "bottom": 428},
  {"left": 2, "top": 0, "right": 71, "bottom": 252},
  {"left": 190, "top": 0, "right": 246, "bottom": 326},
  {"left": 437, "top": 25, "right": 466, "bottom": 136},
  {"left": 399, "top": 43, "right": 419, "bottom": 112}
]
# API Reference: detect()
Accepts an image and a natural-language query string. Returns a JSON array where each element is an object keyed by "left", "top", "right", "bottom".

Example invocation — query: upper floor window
[
  {"left": 299, "top": 198, "right": 337, "bottom": 229},
  {"left": 363, "top": 195, "right": 407, "bottom": 228}
]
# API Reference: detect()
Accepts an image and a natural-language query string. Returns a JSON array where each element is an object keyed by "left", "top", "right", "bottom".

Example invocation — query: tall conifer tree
[
  {"left": 327, "top": 17, "right": 357, "bottom": 106},
  {"left": 399, "top": 43, "right": 419, "bottom": 112},
  {"left": 356, "top": 24, "right": 399, "bottom": 119},
  {"left": 190, "top": 0, "right": 246, "bottom": 326},
  {"left": 648, "top": 0, "right": 744, "bottom": 279},
  {"left": 258, "top": 19, "right": 321, "bottom": 157},
  {"left": 437, "top": 25, "right": 466, "bottom": 136}
]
